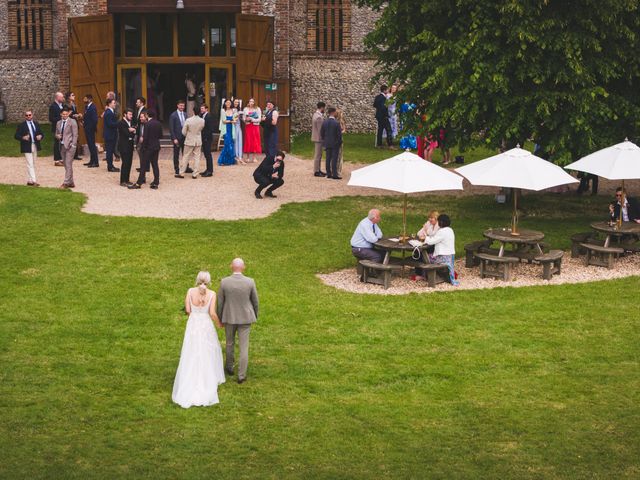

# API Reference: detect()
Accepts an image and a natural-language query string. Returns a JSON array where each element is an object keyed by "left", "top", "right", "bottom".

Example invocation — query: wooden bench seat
[
  {"left": 463, "top": 239, "right": 492, "bottom": 267},
  {"left": 570, "top": 232, "right": 596, "bottom": 257},
  {"left": 580, "top": 243, "right": 624, "bottom": 269},
  {"left": 474, "top": 252, "right": 519, "bottom": 281},
  {"left": 535, "top": 249, "right": 564, "bottom": 280},
  {"left": 414, "top": 262, "right": 451, "bottom": 287},
  {"left": 359, "top": 260, "right": 403, "bottom": 289}
]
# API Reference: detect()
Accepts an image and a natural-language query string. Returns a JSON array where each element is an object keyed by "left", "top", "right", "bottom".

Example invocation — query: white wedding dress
[{"left": 172, "top": 293, "right": 225, "bottom": 408}]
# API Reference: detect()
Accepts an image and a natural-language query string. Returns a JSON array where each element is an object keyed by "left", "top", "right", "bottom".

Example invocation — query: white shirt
[
  {"left": 418, "top": 222, "right": 439, "bottom": 239},
  {"left": 27, "top": 121, "right": 36, "bottom": 142},
  {"left": 178, "top": 110, "right": 185, "bottom": 126},
  {"left": 423, "top": 226, "right": 456, "bottom": 256},
  {"left": 350, "top": 217, "right": 383, "bottom": 248}
]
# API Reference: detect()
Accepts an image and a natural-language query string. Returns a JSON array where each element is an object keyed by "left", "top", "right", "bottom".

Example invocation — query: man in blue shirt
[{"left": 350, "top": 209, "right": 384, "bottom": 262}]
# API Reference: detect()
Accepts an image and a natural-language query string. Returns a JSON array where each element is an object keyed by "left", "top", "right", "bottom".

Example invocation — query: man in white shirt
[{"left": 350, "top": 209, "right": 384, "bottom": 263}]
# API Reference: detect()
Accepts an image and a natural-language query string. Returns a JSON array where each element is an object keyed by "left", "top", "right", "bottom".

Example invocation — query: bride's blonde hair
[{"left": 195, "top": 271, "right": 211, "bottom": 294}]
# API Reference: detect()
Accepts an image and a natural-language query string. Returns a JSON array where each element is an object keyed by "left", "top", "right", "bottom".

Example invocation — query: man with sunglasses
[
  {"left": 609, "top": 187, "right": 640, "bottom": 223},
  {"left": 14, "top": 110, "right": 44, "bottom": 187}
]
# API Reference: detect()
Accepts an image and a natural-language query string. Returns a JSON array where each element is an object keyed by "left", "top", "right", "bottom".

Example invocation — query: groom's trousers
[{"left": 224, "top": 324, "right": 251, "bottom": 380}]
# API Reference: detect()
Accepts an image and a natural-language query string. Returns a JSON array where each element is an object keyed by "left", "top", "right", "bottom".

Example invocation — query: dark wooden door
[{"left": 69, "top": 15, "right": 115, "bottom": 144}]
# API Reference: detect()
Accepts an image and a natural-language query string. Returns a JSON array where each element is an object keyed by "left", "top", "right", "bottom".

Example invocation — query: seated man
[
  {"left": 609, "top": 187, "right": 640, "bottom": 223},
  {"left": 254, "top": 151, "right": 285, "bottom": 199},
  {"left": 351, "top": 209, "right": 384, "bottom": 263}
]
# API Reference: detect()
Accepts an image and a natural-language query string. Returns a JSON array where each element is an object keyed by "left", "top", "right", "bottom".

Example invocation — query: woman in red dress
[{"left": 242, "top": 98, "right": 262, "bottom": 163}]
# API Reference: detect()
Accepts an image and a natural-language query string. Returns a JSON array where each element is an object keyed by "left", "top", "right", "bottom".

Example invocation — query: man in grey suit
[
  {"left": 216, "top": 258, "right": 259, "bottom": 384},
  {"left": 177, "top": 108, "right": 205, "bottom": 178},
  {"left": 56, "top": 107, "right": 78, "bottom": 189},
  {"left": 311, "top": 101, "right": 326, "bottom": 177}
]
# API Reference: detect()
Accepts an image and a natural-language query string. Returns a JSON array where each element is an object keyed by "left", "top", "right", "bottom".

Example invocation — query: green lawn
[
  {"left": 0, "top": 122, "right": 54, "bottom": 157},
  {"left": 0, "top": 184, "right": 638, "bottom": 479}
]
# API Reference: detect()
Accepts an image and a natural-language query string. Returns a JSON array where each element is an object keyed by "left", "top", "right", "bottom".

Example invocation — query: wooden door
[
  {"left": 69, "top": 15, "right": 115, "bottom": 144},
  {"left": 235, "top": 14, "right": 273, "bottom": 101}
]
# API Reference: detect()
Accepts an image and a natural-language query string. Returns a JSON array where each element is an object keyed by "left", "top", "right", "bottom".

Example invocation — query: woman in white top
[
  {"left": 417, "top": 210, "right": 440, "bottom": 254},
  {"left": 422, "top": 214, "right": 459, "bottom": 285},
  {"left": 242, "top": 98, "right": 262, "bottom": 163}
]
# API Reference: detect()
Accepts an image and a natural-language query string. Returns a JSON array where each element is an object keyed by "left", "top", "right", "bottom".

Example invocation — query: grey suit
[
  {"left": 56, "top": 118, "right": 78, "bottom": 186},
  {"left": 216, "top": 273, "right": 259, "bottom": 381}
]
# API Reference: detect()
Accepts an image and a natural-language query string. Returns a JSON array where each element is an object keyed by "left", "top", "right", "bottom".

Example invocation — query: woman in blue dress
[{"left": 217, "top": 99, "right": 236, "bottom": 166}]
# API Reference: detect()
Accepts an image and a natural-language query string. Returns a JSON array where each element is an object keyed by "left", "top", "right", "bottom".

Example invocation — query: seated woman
[
  {"left": 417, "top": 210, "right": 440, "bottom": 254},
  {"left": 421, "top": 214, "right": 459, "bottom": 286}
]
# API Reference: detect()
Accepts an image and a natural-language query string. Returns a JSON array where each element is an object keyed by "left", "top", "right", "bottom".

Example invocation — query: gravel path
[
  {"left": 2, "top": 150, "right": 637, "bottom": 221},
  {"left": 319, "top": 253, "right": 640, "bottom": 295}
]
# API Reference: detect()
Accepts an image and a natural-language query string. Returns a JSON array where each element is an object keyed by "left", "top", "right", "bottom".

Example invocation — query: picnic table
[
  {"left": 483, "top": 228, "right": 545, "bottom": 260},
  {"left": 590, "top": 221, "right": 640, "bottom": 248},
  {"left": 374, "top": 237, "right": 427, "bottom": 265}
]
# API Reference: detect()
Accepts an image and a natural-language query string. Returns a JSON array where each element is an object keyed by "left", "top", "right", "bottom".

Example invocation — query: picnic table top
[
  {"left": 483, "top": 228, "right": 545, "bottom": 244},
  {"left": 374, "top": 237, "right": 426, "bottom": 251},
  {"left": 591, "top": 221, "right": 640, "bottom": 236}
]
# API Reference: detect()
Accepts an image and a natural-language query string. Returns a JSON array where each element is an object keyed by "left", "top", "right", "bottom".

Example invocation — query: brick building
[{"left": 0, "top": 0, "right": 380, "bottom": 146}]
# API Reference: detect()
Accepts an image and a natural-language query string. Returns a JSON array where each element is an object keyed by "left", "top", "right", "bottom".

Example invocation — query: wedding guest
[
  {"left": 14, "top": 109, "right": 44, "bottom": 187},
  {"left": 387, "top": 84, "right": 399, "bottom": 139},
  {"left": 609, "top": 187, "right": 640, "bottom": 223},
  {"left": 129, "top": 110, "right": 162, "bottom": 189},
  {"left": 373, "top": 85, "right": 392, "bottom": 148},
  {"left": 422, "top": 214, "right": 459, "bottom": 285},
  {"left": 217, "top": 258, "right": 259, "bottom": 384},
  {"left": 169, "top": 100, "right": 187, "bottom": 175},
  {"left": 233, "top": 98, "right": 244, "bottom": 164},
  {"left": 82, "top": 94, "right": 99, "bottom": 168},
  {"left": 177, "top": 107, "right": 205, "bottom": 178},
  {"left": 104, "top": 91, "right": 121, "bottom": 162},
  {"left": 200, "top": 104, "right": 215, "bottom": 176},
  {"left": 56, "top": 107, "right": 78, "bottom": 189},
  {"left": 172, "top": 271, "right": 225, "bottom": 408},
  {"left": 103, "top": 98, "right": 120, "bottom": 172},
  {"left": 262, "top": 100, "right": 279, "bottom": 157},
  {"left": 65, "top": 92, "right": 83, "bottom": 159},
  {"left": 185, "top": 73, "right": 197, "bottom": 117},
  {"left": 48, "top": 91, "right": 64, "bottom": 165},
  {"left": 439, "top": 127, "right": 452, "bottom": 165},
  {"left": 311, "top": 101, "right": 326, "bottom": 177},
  {"left": 417, "top": 210, "right": 440, "bottom": 240},
  {"left": 117, "top": 108, "right": 136, "bottom": 186},
  {"left": 320, "top": 107, "right": 343, "bottom": 180},
  {"left": 253, "top": 151, "right": 285, "bottom": 199},
  {"left": 335, "top": 108, "right": 347, "bottom": 178},
  {"left": 350, "top": 209, "right": 384, "bottom": 263},
  {"left": 218, "top": 99, "right": 237, "bottom": 166},
  {"left": 242, "top": 98, "right": 262, "bottom": 163}
]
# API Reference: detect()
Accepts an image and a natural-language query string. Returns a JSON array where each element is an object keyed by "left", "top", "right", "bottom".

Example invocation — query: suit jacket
[
  {"left": 169, "top": 110, "right": 186, "bottom": 142},
  {"left": 320, "top": 117, "right": 343, "bottom": 149},
  {"left": 182, "top": 115, "right": 205, "bottom": 147},
  {"left": 103, "top": 108, "right": 118, "bottom": 142},
  {"left": 254, "top": 155, "right": 285, "bottom": 180},
  {"left": 311, "top": 110, "right": 324, "bottom": 143},
  {"left": 216, "top": 274, "right": 259, "bottom": 325},
  {"left": 201, "top": 112, "right": 215, "bottom": 143},
  {"left": 141, "top": 118, "right": 163, "bottom": 152},
  {"left": 611, "top": 196, "right": 640, "bottom": 222},
  {"left": 48, "top": 102, "right": 63, "bottom": 132},
  {"left": 83, "top": 103, "right": 98, "bottom": 133},
  {"left": 373, "top": 93, "right": 389, "bottom": 120},
  {"left": 56, "top": 118, "right": 78, "bottom": 149},
  {"left": 133, "top": 106, "right": 147, "bottom": 139},
  {"left": 14, "top": 120, "right": 44, "bottom": 153},
  {"left": 117, "top": 119, "right": 135, "bottom": 152}
]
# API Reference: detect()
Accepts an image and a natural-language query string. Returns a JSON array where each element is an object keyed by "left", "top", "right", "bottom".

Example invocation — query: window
[
  {"left": 178, "top": 14, "right": 205, "bottom": 57},
  {"left": 146, "top": 14, "right": 174, "bottom": 57},
  {"left": 123, "top": 14, "right": 142, "bottom": 57},
  {"left": 307, "top": 0, "right": 350, "bottom": 52},
  {"left": 208, "top": 15, "right": 226, "bottom": 57},
  {"left": 8, "top": 0, "right": 53, "bottom": 51}
]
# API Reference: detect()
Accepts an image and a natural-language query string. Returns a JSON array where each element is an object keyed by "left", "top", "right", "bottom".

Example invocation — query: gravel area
[
  {"left": 318, "top": 253, "right": 640, "bottom": 295},
  {"left": 3, "top": 151, "right": 638, "bottom": 221}
]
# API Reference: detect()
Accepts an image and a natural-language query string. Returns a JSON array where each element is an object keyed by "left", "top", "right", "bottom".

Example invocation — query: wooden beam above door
[{"left": 107, "top": 0, "right": 240, "bottom": 13}]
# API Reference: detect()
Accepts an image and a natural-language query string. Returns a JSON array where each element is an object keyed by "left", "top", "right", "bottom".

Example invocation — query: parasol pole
[
  {"left": 402, "top": 193, "right": 408, "bottom": 242},
  {"left": 618, "top": 179, "right": 625, "bottom": 230},
  {"left": 511, "top": 188, "right": 520, "bottom": 235}
]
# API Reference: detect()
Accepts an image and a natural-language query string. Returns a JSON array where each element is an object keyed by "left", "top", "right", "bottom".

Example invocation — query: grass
[
  {"left": 290, "top": 132, "right": 500, "bottom": 165},
  {"left": 0, "top": 122, "right": 54, "bottom": 157},
  {"left": 0, "top": 184, "right": 639, "bottom": 479}
]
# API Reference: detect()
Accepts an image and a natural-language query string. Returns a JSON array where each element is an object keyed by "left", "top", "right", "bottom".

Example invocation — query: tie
[
  {"left": 179, "top": 111, "right": 184, "bottom": 126},
  {"left": 372, "top": 224, "right": 376, "bottom": 234},
  {"left": 61, "top": 120, "right": 66, "bottom": 135},
  {"left": 27, "top": 121, "right": 36, "bottom": 142}
]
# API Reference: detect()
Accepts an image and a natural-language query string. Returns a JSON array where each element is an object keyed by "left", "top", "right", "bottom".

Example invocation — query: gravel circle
[{"left": 318, "top": 253, "right": 640, "bottom": 295}]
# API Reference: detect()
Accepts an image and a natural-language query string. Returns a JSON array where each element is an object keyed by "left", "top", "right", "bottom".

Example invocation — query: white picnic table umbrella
[
  {"left": 565, "top": 139, "right": 640, "bottom": 228},
  {"left": 455, "top": 145, "right": 578, "bottom": 233},
  {"left": 348, "top": 150, "right": 464, "bottom": 240}
]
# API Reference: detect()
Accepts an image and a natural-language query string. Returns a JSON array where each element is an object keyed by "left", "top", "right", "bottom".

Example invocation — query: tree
[{"left": 358, "top": 0, "right": 640, "bottom": 162}]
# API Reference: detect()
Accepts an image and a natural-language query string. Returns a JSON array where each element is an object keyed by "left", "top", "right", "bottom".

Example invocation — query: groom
[{"left": 216, "top": 258, "right": 259, "bottom": 384}]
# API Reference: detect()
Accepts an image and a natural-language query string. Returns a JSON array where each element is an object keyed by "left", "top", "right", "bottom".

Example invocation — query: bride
[{"left": 172, "top": 271, "right": 226, "bottom": 408}]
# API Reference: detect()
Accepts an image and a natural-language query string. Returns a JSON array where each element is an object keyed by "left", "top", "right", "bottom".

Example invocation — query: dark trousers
[
  {"left": 119, "top": 145, "right": 134, "bottom": 184},
  {"left": 136, "top": 148, "right": 160, "bottom": 185},
  {"left": 173, "top": 138, "right": 185, "bottom": 173},
  {"left": 86, "top": 129, "right": 99, "bottom": 165},
  {"left": 351, "top": 246, "right": 384, "bottom": 263},
  {"left": 325, "top": 147, "right": 339, "bottom": 178},
  {"left": 577, "top": 174, "right": 598, "bottom": 195},
  {"left": 265, "top": 129, "right": 278, "bottom": 157},
  {"left": 202, "top": 138, "right": 213, "bottom": 173},
  {"left": 105, "top": 138, "right": 116, "bottom": 169},
  {"left": 376, "top": 117, "right": 393, "bottom": 147},
  {"left": 254, "top": 172, "right": 284, "bottom": 195},
  {"left": 53, "top": 137, "right": 62, "bottom": 161}
]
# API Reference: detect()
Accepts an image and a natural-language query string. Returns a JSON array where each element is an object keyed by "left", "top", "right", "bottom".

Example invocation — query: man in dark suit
[
  {"left": 117, "top": 108, "right": 137, "bottom": 186},
  {"left": 253, "top": 151, "right": 285, "bottom": 199},
  {"left": 14, "top": 109, "right": 44, "bottom": 186},
  {"left": 609, "top": 187, "right": 640, "bottom": 223},
  {"left": 82, "top": 94, "right": 99, "bottom": 167},
  {"left": 129, "top": 110, "right": 163, "bottom": 189},
  {"left": 169, "top": 100, "right": 187, "bottom": 175},
  {"left": 133, "top": 97, "right": 148, "bottom": 173},
  {"left": 48, "top": 91, "right": 64, "bottom": 165},
  {"left": 373, "top": 85, "right": 393, "bottom": 148},
  {"left": 320, "top": 107, "right": 343, "bottom": 180},
  {"left": 103, "top": 98, "right": 120, "bottom": 173},
  {"left": 200, "top": 104, "right": 215, "bottom": 177}
]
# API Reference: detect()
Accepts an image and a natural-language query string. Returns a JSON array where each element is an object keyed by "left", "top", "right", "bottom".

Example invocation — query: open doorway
[{"left": 147, "top": 64, "right": 204, "bottom": 128}]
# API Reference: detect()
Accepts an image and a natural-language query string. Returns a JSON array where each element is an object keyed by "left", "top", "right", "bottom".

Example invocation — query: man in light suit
[
  {"left": 216, "top": 258, "right": 259, "bottom": 384},
  {"left": 56, "top": 107, "right": 78, "bottom": 189},
  {"left": 169, "top": 100, "right": 187, "bottom": 175},
  {"left": 320, "top": 107, "right": 343, "bottom": 180},
  {"left": 311, "top": 101, "right": 326, "bottom": 177},
  {"left": 14, "top": 109, "right": 44, "bottom": 186},
  {"left": 177, "top": 107, "right": 205, "bottom": 178}
]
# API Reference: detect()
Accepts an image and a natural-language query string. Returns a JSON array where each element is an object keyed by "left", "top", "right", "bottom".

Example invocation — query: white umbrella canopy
[
  {"left": 348, "top": 151, "right": 464, "bottom": 239},
  {"left": 564, "top": 139, "right": 640, "bottom": 180},
  {"left": 455, "top": 146, "right": 579, "bottom": 191}
]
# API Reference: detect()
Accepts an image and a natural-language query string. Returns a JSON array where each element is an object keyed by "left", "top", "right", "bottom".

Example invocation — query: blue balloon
[{"left": 399, "top": 135, "right": 417, "bottom": 150}]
